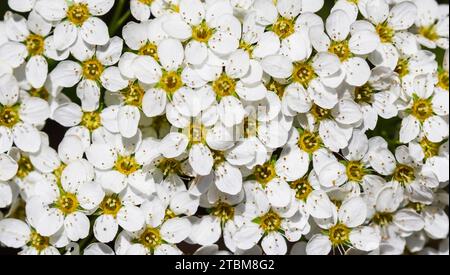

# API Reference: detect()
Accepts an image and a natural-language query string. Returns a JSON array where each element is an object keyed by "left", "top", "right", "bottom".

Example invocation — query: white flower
[
  {"left": 114, "top": 195, "right": 191, "bottom": 255},
  {"left": 0, "top": 218, "right": 60, "bottom": 255},
  {"left": 93, "top": 190, "right": 145, "bottom": 243},
  {"left": 233, "top": 186, "right": 307, "bottom": 255},
  {"left": 399, "top": 75, "right": 449, "bottom": 143},
  {"left": 50, "top": 36, "right": 124, "bottom": 111},
  {"left": 413, "top": 0, "right": 449, "bottom": 49},
  {"left": 161, "top": 0, "right": 240, "bottom": 64},
  {"left": 3, "top": 11, "right": 70, "bottom": 89},
  {"left": 35, "top": 0, "right": 114, "bottom": 50},
  {"left": 409, "top": 137, "right": 449, "bottom": 183},
  {"left": 306, "top": 197, "right": 381, "bottom": 255},
  {"left": 309, "top": 10, "right": 379, "bottom": 87},
  {"left": 362, "top": 0, "right": 418, "bottom": 70},
  {"left": 0, "top": 78, "right": 50, "bottom": 153}
]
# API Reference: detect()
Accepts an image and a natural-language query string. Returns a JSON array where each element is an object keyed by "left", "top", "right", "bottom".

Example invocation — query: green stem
[
  {"left": 110, "top": 0, "right": 126, "bottom": 27},
  {"left": 110, "top": 10, "right": 132, "bottom": 36}
]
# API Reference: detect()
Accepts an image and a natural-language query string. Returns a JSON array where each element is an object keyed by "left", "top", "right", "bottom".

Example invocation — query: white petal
[
  {"left": 0, "top": 219, "right": 31, "bottom": 248},
  {"left": 94, "top": 215, "right": 118, "bottom": 243},
  {"left": 64, "top": 212, "right": 90, "bottom": 241},
  {"left": 306, "top": 234, "right": 332, "bottom": 255},
  {"left": 80, "top": 17, "right": 109, "bottom": 46},
  {"left": 26, "top": 56, "right": 48, "bottom": 89}
]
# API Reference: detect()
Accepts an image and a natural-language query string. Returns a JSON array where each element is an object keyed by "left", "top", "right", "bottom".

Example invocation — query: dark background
[{"left": 0, "top": 0, "right": 449, "bottom": 255}]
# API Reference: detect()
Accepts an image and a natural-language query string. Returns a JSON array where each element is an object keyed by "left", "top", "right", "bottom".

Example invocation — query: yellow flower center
[
  {"left": 138, "top": 42, "right": 159, "bottom": 61},
  {"left": 115, "top": 155, "right": 140, "bottom": 176},
  {"left": 437, "top": 70, "right": 449, "bottom": 91},
  {"left": 293, "top": 63, "right": 316, "bottom": 87},
  {"left": 329, "top": 40, "right": 351, "bottom": 62},
  {"left": 81, "top": 111, "right": 102, "bottom": 132},
  {"left": 354, "top": 84, "right": 374, "bottom": 104},
  {"left": 100, "top": 195, "right": 122, "bottom": 217},
  {"left": 254, "top": 163, "right": 277, "bottom": 186},
  {"left": 346, "top": 161, "right": 365, "bottom": 182},
  {"left": 290, "top": 177, "right": 313, "bottom": 201},
  {"left": 192, "top": 22, "right": 214, "bottom": 43},
  {"left": 122, "top": 82, "right": 145, "bottom": 107},
  {"left": 329, "top": 223, "right": 351, "bottom": 246},
  {"left": 393, "top": 164, "right": 416, "bottom": 185},
  {"left": 16, "top": 155, "right": 34, "bottom": 179},
  {"left": 376, "top": 22, "right": 395, "bottom": 44},
  {"left": 266, "top": 79, "right": 287, "bottom": 98},
  {"left": 139, "top": 227, "right": 162, "bottom": 251},
  {"left": 0, "top": 106, "right": 20, "bottom": 128},
  {"left": 157, "top": 158, "right": 181, "bottom": 177},
  {"left": 298, "top": 131, "right": 322, "bottom": 154},
  {"left": 310, "top": 104, "right": 331, "bottom": 121},
  {"left": 239, "top": 40, "right": 255, "bottom": 57},
  {"left": 67, "top": 3, "right": 90, "bottom": 26},
  {"left": 395, "top": 58, "right": 410, "bottom": 78},
  {"left": 82, "top": 58, "right": 104, "bottom": 81},
  {"left": 212, "top": 150, "right": 226, "bottom": 168},
  {"left": 25, "top": 34, "right": 45, "bottom": 56},
  {"left": 56, "top": 193, "right": 79, "bottom": 215},
  {"left": 213, "top": 74, "right": 236, "bottom": 98},
  {"left": 138, "top": 0, "right": 154, "bottom": 5},
  {"left": 419, "top": 25, "right": 439, "bottom": 42},
  {"left": 408, "top": 202, "right": 426, "bottom": 213},
  {"left": 160, "top": 71, "right": 183, "bottom": 95},
  {"left": 411, "top": 98, "right": 433, "bottom": 122},
  {"left": 164, "top": 208, "right": 177, "bottom": 221},
  {"left": 420, "top": 137, "right": 440, "bottom": 159},
  {"left": 272, "top": 17, "right": 295, "bottom": 39},
  {"left": 259, "top": 211, "right": 282, "bottom": 233},
  {"left": 29, "top": 231, "right": 50, "bottom": 252},
  {"left": 29, "top": 87, "right": 50, "bottom": 100},
  {"left": 372, "top": 212, "right": 393, "bottom": 227},
  {"left": 211, "top": 202, "right": 235, "bottom": 224}
]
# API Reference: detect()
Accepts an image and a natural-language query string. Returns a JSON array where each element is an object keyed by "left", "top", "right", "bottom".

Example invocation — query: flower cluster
[{"left": 0, "top": 0, "right": 448, "bottom": 256}]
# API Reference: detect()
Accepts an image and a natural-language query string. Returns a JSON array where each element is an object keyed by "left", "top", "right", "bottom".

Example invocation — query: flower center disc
[
  {"left": 395, "top": 58, "right": 410, "bottom": 78},
  {"left": 272, "top": 17, "right": 295, "bottom": 39},
  {"left": 310, "top": 104, "right": 331, "bottom": 121},
  {"left": 57, "top": 193, "right": 79, "bottom": 215},
  {"left": 29, "top": 87, "right": 50, "bottom": 100},
  {"left": 160, "top": 71, "right": 183, "bottom": 94},
  {"left": 346, "top": 161, "right": 365, "bottom": 182},
  {"left": 411, "top": 98, "right": 433, "bottom": 122},
  {"left": 293, "top": 63, "right": 316, "bottom": 87},
  {"left": 298, "top": 131, "right": 322, "bottom": 154},
  {"left": 290, "top": 177, "right": 313, "bottom": 201},
  {"left": 329, "top": 40, "right": 351, "bottom": 61},
  {"left": 420, "top": 138, "right": 440, "bottom": 159},
  {"left": 254, "top": 163, "right": 276, "bottom": 185},
  {"left": 29, "top": 232, "right": 50, "bottom": 252},
  {"left": 17, "top": 155, "right": 34, "bottom": 179},
  {"left": 138, "top": 42, "right": 159, "bottom": 60},
  {"left": 393, "top": 164, "right": 416, "bottom": 185},
  {"left": 100, "top": 196, "right": 122, "bottom": 216},
  {"left": 213, "top": 74, "right": 236, "bottom": 98},
  {"left": 211, "top": 202, "right": 235, "bottom": 224},
  {"left": 354, "top": 84, "right": 374, "bottom": 104},
  {"left": 259, "top": 211, "right": 282, "bottom": 233},
  {"left": 157, "top": 158, "right": 181, "bottom": 177},
  {"left": 81, "top": 111, "right": 102, "bottom": 132},
  {"left": 372, "top": 212, "right": 393, "bottom": 227},
  {"left": 0, "top": 106, "right": 20, "bottom": 128},
  {"left": 122, "top": 82, "right": 145, "bottom": 107},
  {"left": 140, "top": 227, "right": 162, "bottom": 251},
  {"left": 82, "top": 59, "right": 104, "bottom": 81},
  {"left": 67, "top": 3, "right": 90, "bottom": 26},
  {"left": 192, "top": 22, "right": 214, "bottom": 43},
  {"left": 419, "top": 25, "right": 439, "bottom": 42},
  {"left": 437, "top": 71, "right": 449, "bottom": 91},
  {"left": 115, "top": 155, "right": 140, "bottom": 176},
  {"left": 329, "top": 223, "right": 350, "bottom": 246},
  {"left": 376, "top": 22, "right": 395, "bottom": 44},
  {"left": 25, "top": 34, "right": 45, "bottom": 56}
]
